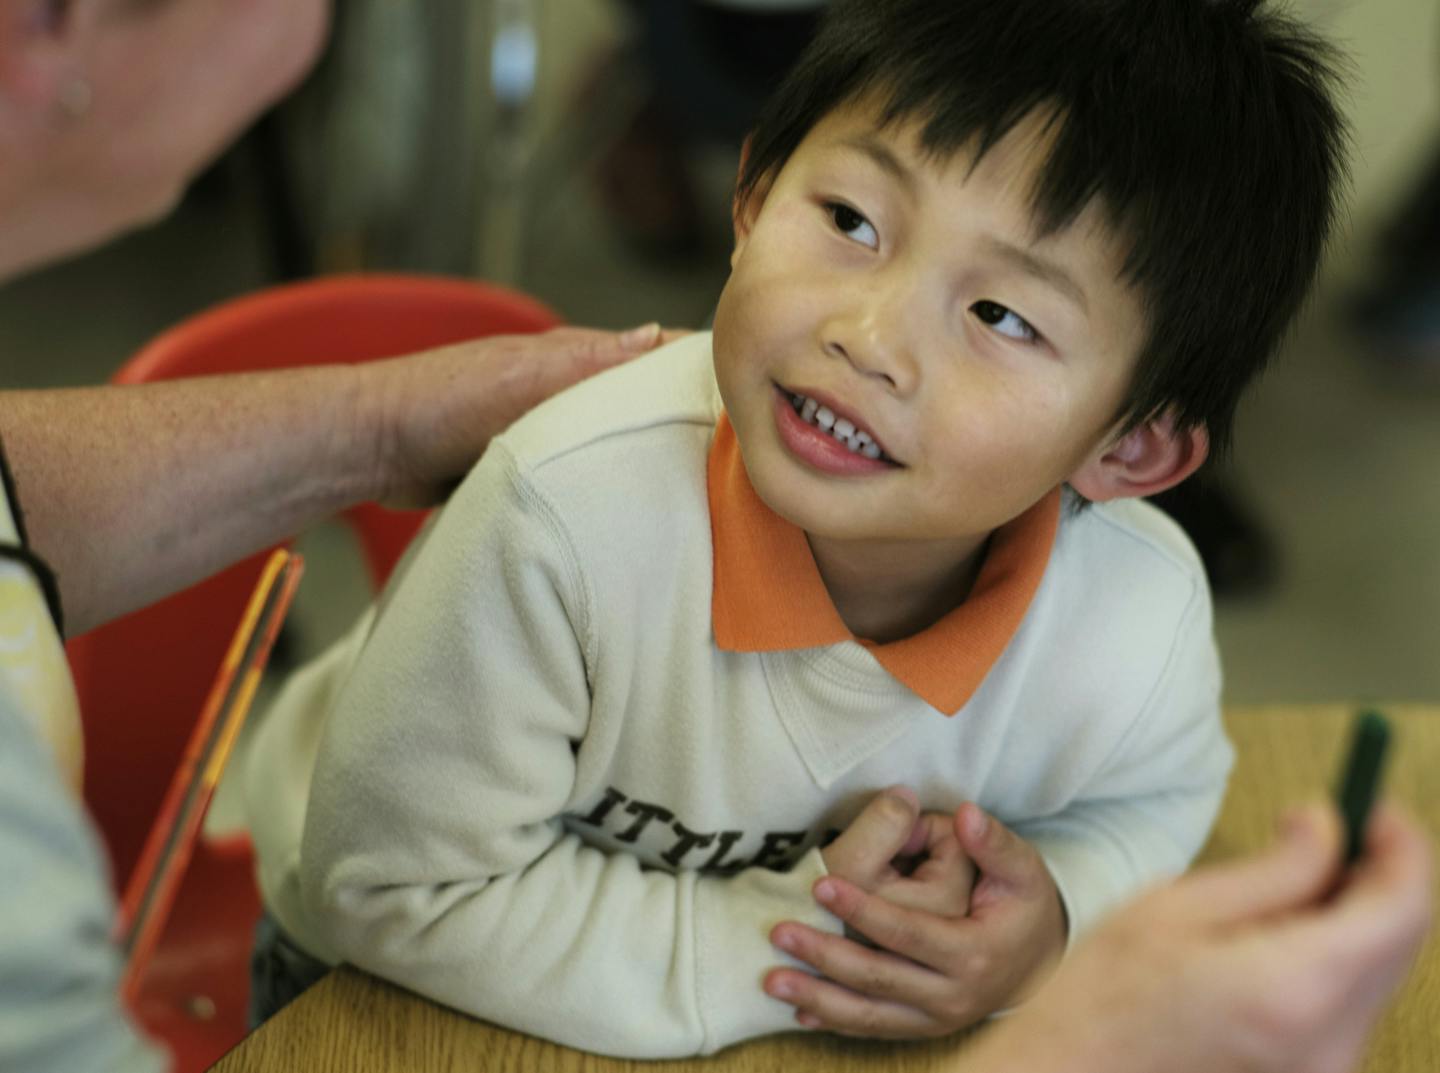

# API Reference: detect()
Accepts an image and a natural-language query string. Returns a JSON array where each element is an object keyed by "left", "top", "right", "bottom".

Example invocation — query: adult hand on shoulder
[
  {"left": 370, "top": 323, "right": 685, "bottom": 507},
  {"left": 767, "top": 796, "right": 1064, "bottom": 1038},
  {"left": 962, "top": 802, "right": 1433, "bottom": 1073}
]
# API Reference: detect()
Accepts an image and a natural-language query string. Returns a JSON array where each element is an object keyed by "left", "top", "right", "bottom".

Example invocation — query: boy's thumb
[
  {"left": 955, "top": 803, "right": 1044, "bottom": 888},
  {"left": 824, "top": 786, "right": 922, "bottom": 884}
]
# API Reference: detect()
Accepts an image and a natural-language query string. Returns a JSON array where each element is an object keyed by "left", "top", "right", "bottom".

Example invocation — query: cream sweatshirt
[{"left": 243, "top": 332, "right": 1231, "bottom": 1058}]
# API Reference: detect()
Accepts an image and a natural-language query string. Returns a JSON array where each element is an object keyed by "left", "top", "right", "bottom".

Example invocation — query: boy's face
[{"left": 713, "top": 102, "right": 1149, "bottom": 559}]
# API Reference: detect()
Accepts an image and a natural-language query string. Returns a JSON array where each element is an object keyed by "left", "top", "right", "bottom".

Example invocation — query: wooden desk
[{"left": 211, "top": 705, "right": 1440, "bottom": 1073}]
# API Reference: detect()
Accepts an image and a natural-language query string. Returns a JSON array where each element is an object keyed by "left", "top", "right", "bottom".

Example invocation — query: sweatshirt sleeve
[
  {"left": 297, "top": 442, "right": 833, "bottom": 1059},
  {"left": 1015, "top": 579, "right": 1233, "bottom": 943}
]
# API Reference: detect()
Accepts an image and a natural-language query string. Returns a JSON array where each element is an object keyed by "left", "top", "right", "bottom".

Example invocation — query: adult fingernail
[
  {"left": 797, "top": 1013, "right": 821, "bottom": 1029},
  {"left": 815, "top": 878, "right": 838, "bottom": 906},
  {"left": 774, "top": 929, "right": 799, "bottom": 954},
  {"left": 619, "top": 322, "right": 661, "bottom": 349},
  {"left": 770, "top": 978, "right": 795, "bottom": 999}
]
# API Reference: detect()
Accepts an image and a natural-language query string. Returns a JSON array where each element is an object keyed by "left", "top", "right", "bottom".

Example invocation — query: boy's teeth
[{"left": 786, "top": 389, "right": 891, "bottom": 462}]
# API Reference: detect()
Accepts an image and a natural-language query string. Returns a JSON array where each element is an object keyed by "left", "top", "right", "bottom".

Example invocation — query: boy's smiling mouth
[{"left": 772, "top": 383, "right": 902, "bottom": 473}]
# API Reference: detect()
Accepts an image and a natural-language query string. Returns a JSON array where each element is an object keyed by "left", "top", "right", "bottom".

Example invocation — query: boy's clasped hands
[{"left": 766, "top": 786, "right": 1067, "bottom": 1038}]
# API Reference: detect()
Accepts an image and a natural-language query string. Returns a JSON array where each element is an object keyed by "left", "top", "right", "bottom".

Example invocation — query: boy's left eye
[
  {"left": 825, "top": 202, "right": 879, "bottom": 249},
  {"left": 971, "top": 300, "right": 1039, "bottom": 344}
]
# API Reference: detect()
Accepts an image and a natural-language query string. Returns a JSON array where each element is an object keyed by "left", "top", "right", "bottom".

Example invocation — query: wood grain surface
[{"left": 210, "top": 704, "right": 1440, "bottom": 1072}]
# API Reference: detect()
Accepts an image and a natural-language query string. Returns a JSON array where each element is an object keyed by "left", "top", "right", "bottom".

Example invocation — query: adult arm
[
  {"left": 0, "top": 324, "right": 671, "bottom": 636},
  {"left": 959, "top": 803, "right": 1434, "bottom": 1073},
  {"left": 296, "top": 439, "right": 836, "bottom": 1059}
]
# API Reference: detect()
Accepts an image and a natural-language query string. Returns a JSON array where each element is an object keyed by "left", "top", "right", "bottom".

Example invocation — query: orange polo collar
[{"left": 707, "top": 413, "right": 1060, "bottom": 715}]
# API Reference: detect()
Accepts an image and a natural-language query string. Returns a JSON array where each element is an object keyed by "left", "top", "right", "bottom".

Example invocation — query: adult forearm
[
  {"left": 0, "top": 366, "right": 381, "bottom": 636},
  {"left": 954, "top": 1009, "right": 1121, "bottom": 1073},
  {"left": 0, "top": 323, "right": 676, "bottom": 636}
]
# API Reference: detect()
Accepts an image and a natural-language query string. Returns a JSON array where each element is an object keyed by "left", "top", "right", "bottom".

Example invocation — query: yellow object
[{"left": 0, "top": 491, "right": 81, "bottom": 792}]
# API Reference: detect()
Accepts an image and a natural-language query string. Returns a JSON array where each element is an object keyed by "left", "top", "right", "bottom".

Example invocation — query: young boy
[{"left": 243, "top": 0, "right": 1346, "bottom": 1058}]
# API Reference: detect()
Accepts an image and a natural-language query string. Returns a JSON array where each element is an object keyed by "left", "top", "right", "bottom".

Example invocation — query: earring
[{"left": 57, "top": 75, "right": 90, "bottom": 120}]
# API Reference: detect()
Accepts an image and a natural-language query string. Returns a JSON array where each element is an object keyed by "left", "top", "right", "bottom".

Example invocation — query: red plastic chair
[{"left": 65, "top": 274, "right": 560, "bottom": 1072}]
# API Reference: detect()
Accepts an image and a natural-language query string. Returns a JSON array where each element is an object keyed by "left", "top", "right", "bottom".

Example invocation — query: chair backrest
[{"left": 68, "top": 274, "right": 560, "bottom": 889}]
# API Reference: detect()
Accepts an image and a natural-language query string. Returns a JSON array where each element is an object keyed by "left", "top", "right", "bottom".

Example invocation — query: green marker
[{"left": 1334, "top": 710, "right": 1391, "bottom": 865}]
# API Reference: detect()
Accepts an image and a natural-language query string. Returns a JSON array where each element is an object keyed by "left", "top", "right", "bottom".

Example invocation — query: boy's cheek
[
  {"left": 715, "top": 284, "right": 802, "bottom": 367},
  {"left": 720, "top": 268, "right": 835, "bottom": 340}
]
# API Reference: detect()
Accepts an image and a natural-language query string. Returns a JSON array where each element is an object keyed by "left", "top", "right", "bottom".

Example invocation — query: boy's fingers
[
  {"left": 763, "top": 968, "right": 944, "bottom": 1040},
  {"left": 889, "top": 829, "right": 976, "bottom": 915},
  {"left": 823, "top": 787, "right": 922, "bottom": 881},
  {"left": 1172, "top": 802, "right": 1344, "bottom": 925},
  {"left": 954, "top": 803, "right": 1044, "bottom": 890},
  {"left": 814, "top": 875, "right": 969, "bottom": 970},
  {"left": 896, "top": 810, "right": 943, "bottom": 859},
  {"left": 769, "top": 921, "right": 950, "bottom": 1010}
]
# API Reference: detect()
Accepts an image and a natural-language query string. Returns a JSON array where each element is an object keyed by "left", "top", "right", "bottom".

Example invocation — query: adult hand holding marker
[{"left": 958, "top": 710, "right": 1431, "bottom": 1073}]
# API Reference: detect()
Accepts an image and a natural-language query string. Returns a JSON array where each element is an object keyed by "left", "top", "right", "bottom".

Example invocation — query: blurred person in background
[
  {"left": 597, "top": 0, "right": 826, "bottom": 259},
  {"left": 1343, "top": 0, "right": 1440, "bottom": 368},
  {"left": 1349, "top": 145, "right": 1440, "bottom": 368},
  {"left": 0, "top": 1, "right": 1427, "bottom": 1072}
]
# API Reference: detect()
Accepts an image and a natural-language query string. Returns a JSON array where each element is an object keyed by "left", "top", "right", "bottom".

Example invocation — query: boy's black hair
[{"left": 737, "top": 0, "right": 1348, "bottom": 455}]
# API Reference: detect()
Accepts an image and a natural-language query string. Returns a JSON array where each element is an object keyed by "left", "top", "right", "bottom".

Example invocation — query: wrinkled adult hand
[
  {"left": 768, "top": 796, "right": 1064, "bottom": 1038},
  {"left": 962, "top": 802, "right": 1434, "bottom": 1073},
  {"left": 369, "top": 323, "right": 683, "bottom": 507}
]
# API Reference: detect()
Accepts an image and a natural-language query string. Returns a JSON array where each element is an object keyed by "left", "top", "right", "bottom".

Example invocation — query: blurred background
[{"left": 5, "top": 0, "right": 1439, "bottom": 705}]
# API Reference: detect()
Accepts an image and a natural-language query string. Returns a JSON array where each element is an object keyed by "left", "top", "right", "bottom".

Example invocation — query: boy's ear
[
  {"left": 730, "top": 137, "right": 773, "bottom": 266},
  {"left": 1067, "top": 410, "right": 1208, "bottom": 502}
]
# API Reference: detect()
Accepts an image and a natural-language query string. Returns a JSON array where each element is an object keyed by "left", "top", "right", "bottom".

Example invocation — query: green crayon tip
[{"left": 1335, "top": 709, "right": 1391, "bottom": 865}]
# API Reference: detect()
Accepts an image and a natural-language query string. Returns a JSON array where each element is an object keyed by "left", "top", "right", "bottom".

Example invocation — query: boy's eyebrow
[
  {"left": 981, "top": 236, "right": 1091, "bottom": 315},
  {"left": 838, "top": 134, "right": 917, "bottom": 193},
  {"left": 835, "top": 132, "right": 1092, "bottom": 316}
]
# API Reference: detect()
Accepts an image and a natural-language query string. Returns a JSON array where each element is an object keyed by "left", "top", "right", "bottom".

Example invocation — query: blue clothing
[{"left": 0, "top": 679, "right": 166, "bottom": 1073}]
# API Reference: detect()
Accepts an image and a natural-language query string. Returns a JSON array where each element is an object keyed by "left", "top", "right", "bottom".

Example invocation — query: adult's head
[{"left": 0, "top": 0, "right": 331, "bottom": 281}]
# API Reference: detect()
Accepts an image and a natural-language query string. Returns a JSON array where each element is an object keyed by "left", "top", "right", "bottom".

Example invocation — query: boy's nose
[{"left": 821, "top": 300, "right": 919, "bottom": 396}]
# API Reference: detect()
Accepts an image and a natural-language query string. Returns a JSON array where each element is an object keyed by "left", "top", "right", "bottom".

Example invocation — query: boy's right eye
[{"left": 824, "top": 201, "right": 879, "bottom": 250}]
